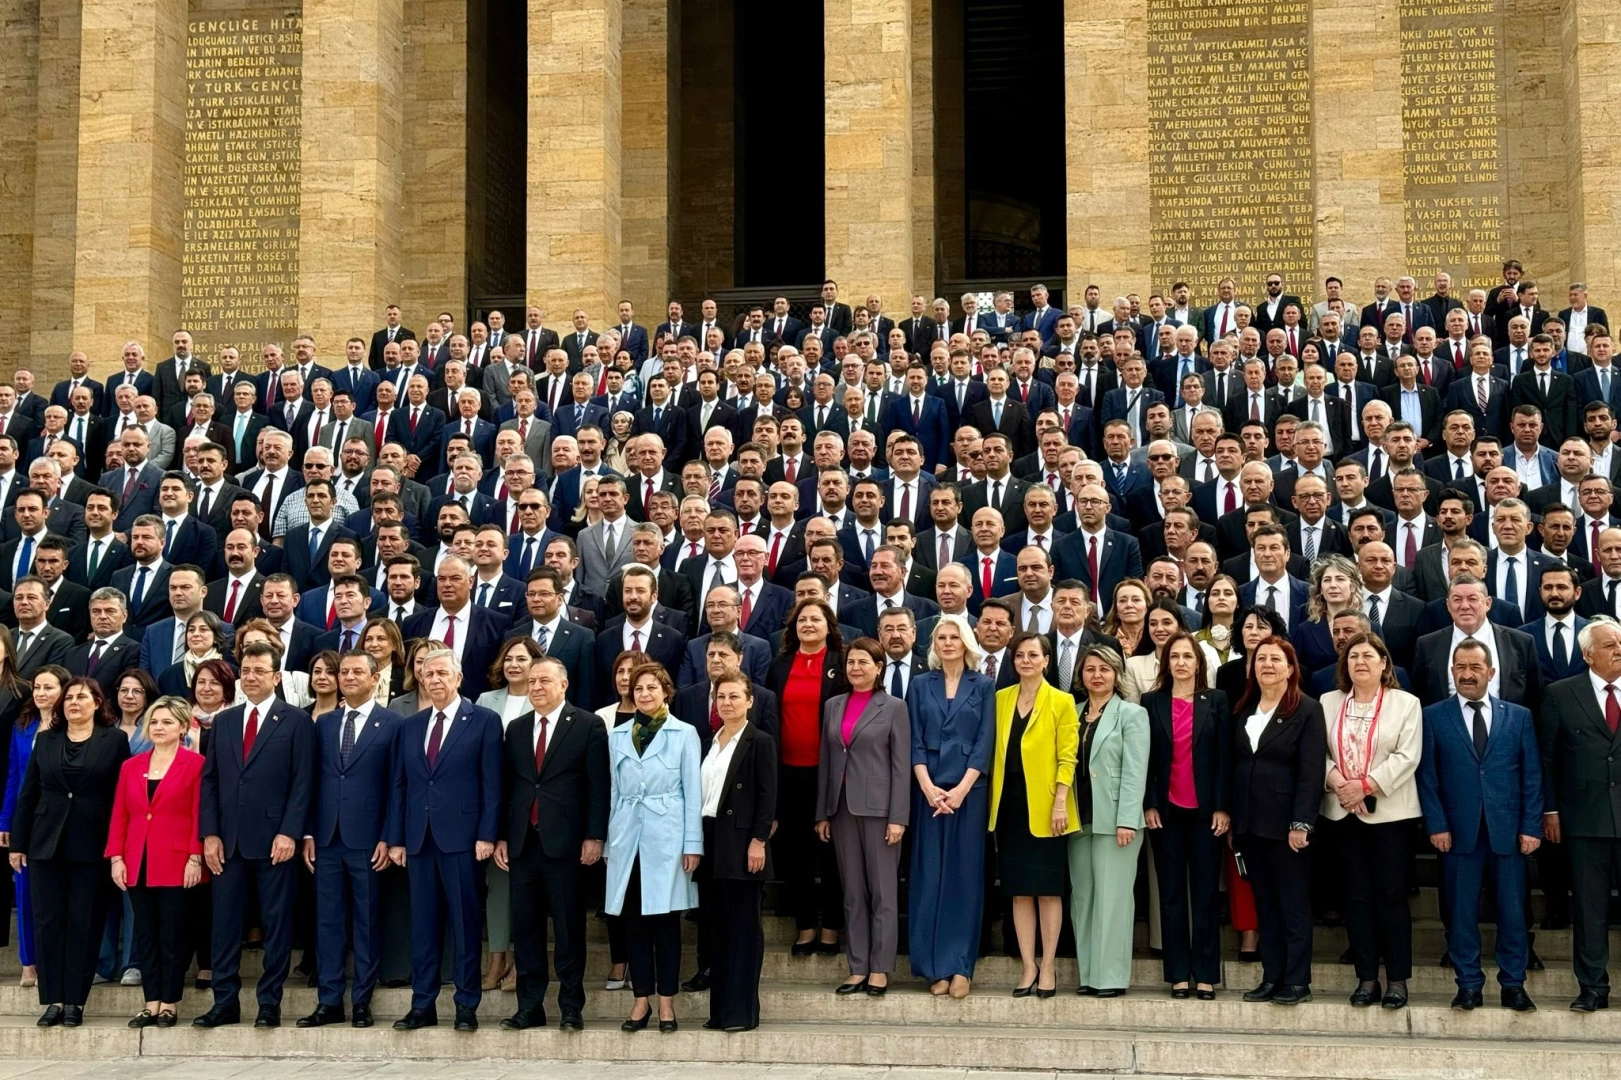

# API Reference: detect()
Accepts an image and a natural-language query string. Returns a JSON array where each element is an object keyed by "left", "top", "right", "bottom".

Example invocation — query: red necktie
[
  {"left": 982, "top": 556, "right": 993, "bottom": 598},
  {"left": 443, "top": 614, "right": 456, "bottom": 648},
  {"left": 529, "top": 715, "right": 549, "bottom": 823},
  {"left": 769, "top": 533, "right": 782, "bottom": 576},
  {"left": 1061, "top": 409, "right": 1071, "bottom": 430},
  {"left": 375, "top": 412, "right": 387, "bottom": 445},
  {"left": 740, "top": 587, "right": 753, "bottom": 629},
  {"left": 785, "top": 457, "right": 796, "bottom": 485},
  {"left": 427, "top": 711, "right": 445, "bottom": 768},
  {"left": 410, "top": 407, "right": 420, "bottom": 433},
  {"left": 1404, "top": 524, "right": 1418, "bottom": 567},
  {"left": 709, "top": 697, "right": 723, "bottom": 733},
  {"left": 898, "top": 484, "right": 910, "bottom": 521},
  {"left": 242, "top": 707, "right": 260, "bottom": 762},
  {"left": 631, "top": 629, "right": 642, "bottom": 652},
  {"left": 1288, "top": 328, "right": 1297, "bottom": 355},
  {"left": 224, "top": 580, "right": 241, "bottom": 622},
  {"left": 326, "top": 598, "right": 337, "bottom": 629},
  {"left": 1607, "top": 686, "right": 1620, "bottom": 734},
  {"left": 1595, "top": 522, "right": 1603, "bottom": 560},
  {"left": 519, "top": 419, "right": 528, "bottom": 442},
  {"left": 464, "top": 419, "right": 473, "bottom": 437},
  {"left": 1453, "top": 344, "right": 1463, "bottom": 369},
  {"left": 1224, "top": 482, "right": 1237, "bottom": 515}
]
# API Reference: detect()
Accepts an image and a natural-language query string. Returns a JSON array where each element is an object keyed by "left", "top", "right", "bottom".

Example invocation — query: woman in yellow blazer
[
  {"left": 1068, "top": 643, "right": 1150, "bottom": 997},
  {"left": 989, "top": 633, "right": 1079, "bottom": 998}
]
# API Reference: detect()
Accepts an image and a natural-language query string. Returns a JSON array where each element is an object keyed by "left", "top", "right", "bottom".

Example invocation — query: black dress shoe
[
  {"left": 1272, "top": 984, "right": 1312, "bottom": 1005},
  {"left": 351, "top": 1004, "right": 373, "bottom": 1028},
  {"left": 193, "top": 1003, "right": 241, "bottom": 1028},
  {"left": 1170, "top": 986, "right": 1192, "bottom": 1000},
  {"left": 1012, "top": 981, "right": 1035, "bottom": 998},
  {"left": 255, "top": 1005, "right": 281, "bottom": 1028},
  {"left": 1381, "top": 981, "right": 1408, "bottom": 1010},
  {"left": 622, "top": 1007, "right": 651, "bottom": 1032},
  {"left": 500, "top": 1009, "right": 545, "bottom": 1030},
  {"left": 454, "top": 1005, "right": 478, "bottom": 1032},
  {"left": 837, "top": 979, "right": 870, "bottom": 996},
  {"left": 1075, "top": 985, "right": 1098, "bottom": 996},
  {"left": 1501, "top": 986, "right": 1537, "bottom": 1012},
  {"left": 1036, "top": 985, "right": 1056, "bottom": 1000},
  {"left": 816, "top": 940, "right": 840, "bottom": 955},
  {"left": 155, "top": 1010, "right": 177, "bottom": 1028},
  {"left": 1242, "top": 982, "right": 1276, "bottom": 1002},
  {"left": 790, "top": 940, "right": 816, "bottom": 957},
  {"left": 194, "top": 977, "right": 212, "bottom": 991},
  {"left": 393, "top": 1008, "right": 438, "bottom": 1030},
  {"left": 703, "top": 1019, "right": 722, "bottom": 1029},
  {"left": 724, "top": 1023, "right": 755, "bottom": 1032},
  {"left": 1195, "top": 987, "right": 1216, "bottom": 1001},
  {"left": 681, "top": 969, "right": 713, "bottom": 992},
  {"left": 62, "top": 1005, "right": 83, "bottom": 1027},
  {"left": 296, "top": 1004, "right": 346, "bottom": 1028},
  {"left": 1237, "top": 951, "right": 1261, "bottom": 963},
  {"left": 37, "top": 1005, "right": 63, "bottom": 1027},
  {"left": 1094, "top": 988, "right": 1126, "bottom": 998},
  {"left": 1527, "top": 948, "right": 1545, "bottom": 972},
  {"left": 1570, "top": 990, "right": 1610, "bottom": 1012},
  {"left": 1337, "top": 948, "right": 1354, "bottom": 965},
  {"left": 659, "top": 1017, "right": 678, "bottom": 1033},
  {"left": 559, "top": 1012, "right": 584, "bottom": 1030},
  {"left": 1349, "top": 981, "right": 1381, "bottom": 1007},
  {"left": 1451, "top": 988, "right": 1484, "bottom": 1010}
]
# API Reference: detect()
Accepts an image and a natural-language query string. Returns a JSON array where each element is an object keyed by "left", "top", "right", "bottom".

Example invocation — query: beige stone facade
[{"left": 0, "top": 0, "right": 1616, "bottom": 381}]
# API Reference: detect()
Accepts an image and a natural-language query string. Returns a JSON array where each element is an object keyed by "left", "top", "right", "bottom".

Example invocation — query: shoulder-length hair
[
  {"left": 139, "top": 695, "right": 194, "bottom": 744},
  {"left": 401, "top": 637, "right": 437, "bottom": 692},
  {"left": 488, "top": 636, "right": 545, "bottom": 691},
  {"left": 362, "top": 616, "right": 406, "bottom": 671},
  {"left": 628, "top": 660, "right": 675, "bottom": 703},
  {"left": 1306, "top": 554, "right": 1365, "bottom": 624},
  {"left": 1101, "top": 578, "right": 1152, "bottom": 638},
  {"left": 1153, "top": 631, "right": 1209, "bottom": 695},
  {"left": 779, "top": 598, "right": 844, "bottom": 658},
  {"left": 186, "top": 610, "right": 228, "bottom": 654},
  {"left": 1078, "top": 643, "right": 1126, "bottom": 692},
  {"left": 1200, "top": 574, "right": 1243, "bottom": 632},
  {"left": 0, "top": 625, "right": 26, "bottom": 704},
  {"left": 190, "top": 658, "right": 238, "bottom": 708},
  {"left": 18, "top": 664, "right": 71, "bottom": 731},
  {"left": 1333, "top": 631, "right": 1400, "bottom": 693},
  {"left": 115, "top": 668, "right": 160, "bottom": 717},
  {"left": 1237, "top": 634, "right": 1303, "bottom": 718},
  {"left": 927, "top": 611, "right": 985, "bottom": 671},
  {"left": 58, "top": 675, "right": 116, "bottom": 729}
]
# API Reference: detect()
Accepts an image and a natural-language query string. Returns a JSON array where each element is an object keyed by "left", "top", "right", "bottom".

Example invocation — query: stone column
[
  {"left": 621, "top": 0, "right": 671, "bottom": 319},
  {"left": 401, "top": 0, "right": 470, "bottom": 323},
  {"left": 824, "top": 0, "right": 913, "bottom": 308},
  {"left": 27, "top": 0, "right": 83, "bottom": 367},
  {"left": 1062, "top": 0, "right": 1150, "bottom": 299},
  {"left": 1311, "top": 0, "right": 1402, "bottom": 293},
  {"left": 298, "top": 0, "right": 406, "bottom": 349},
  {"left": 1564, "top": 0, "right": 1621, "bottom": 297},
  {"left": 528, "top": 0, "right": 623, "bottom": 325},
  {"left": 910, "top": 0, "right": 934, "bottom": 300},
  {"left": 71, "top": 0, "right": 185, "bottom": 371},
  {"left": 0, "top": 0, "right": 39, "bottom": 376}
]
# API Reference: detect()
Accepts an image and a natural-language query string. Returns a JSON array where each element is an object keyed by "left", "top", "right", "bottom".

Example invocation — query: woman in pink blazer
[{"left": 105, "top": 696, "right": 207, "bottom": 1027}]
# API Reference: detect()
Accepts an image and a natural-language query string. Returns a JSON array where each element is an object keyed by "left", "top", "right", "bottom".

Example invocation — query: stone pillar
[
  {"left": 27, "top": 0, "right": 83, "bottom": 367},
  {"left": 1565, "top": 0, "right": 1621, "bottom": 297},
  {"left": 1311, "top": 0, "right": 1402, "bottom": 294},
  {"left": 909, "top": 0, "right": 934, "bottom": 300},
  {"left": 0, "top": 0, "right": 39, "bottom": 376},
  {"left": 528, "top": 0, "right": 622, "bottom": 325},
  {"left": 71, "top": 0, "right": 185, "bottom": 372},
  {"left": 1062, "top": 0, "right": 1150, "bottom": 299},
  {"left": 401, "top": 0, "right": 470, "bottom": 324},
  {"left": 824, "top": 0, "right": 913, "bottom": 307},
  {"left": 298, "top": 0, "right": 406, "bottom": 349},
  {"left": 674, "top": 0, "right": 731, "bottom": 299},
  {"left": 621, "top": 0, "right": 672, "bottom": 320}
]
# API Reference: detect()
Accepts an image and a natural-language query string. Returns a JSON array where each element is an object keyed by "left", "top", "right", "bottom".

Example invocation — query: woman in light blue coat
[{"left": 604, "top": 662, "right": 703, "bottom": 1033}]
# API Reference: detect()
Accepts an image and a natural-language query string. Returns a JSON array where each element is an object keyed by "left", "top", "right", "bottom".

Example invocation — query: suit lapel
[
  {"left": 847, "top": 692, "right": 886, "bottom": 744},
  {"left": 717, "top": 722, "right": 754, "bottom": 797},
  {"left": 431, "top": 700, "right": 472, "bottom": 771},
  {"left": 1255, "top": 703, "right": 1294, "bottom": 754},
  {"left": 538, "top": 709, "right": 578, "bottom": 781},
  {"left": 244, "top": 701, "right": 280, "bottom": 768}
]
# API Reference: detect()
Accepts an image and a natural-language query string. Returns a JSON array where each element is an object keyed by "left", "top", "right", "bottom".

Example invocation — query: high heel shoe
[
  {"left": 659, "top": 1018, "right": 679, "bottom": 1033},
  {"left": 790, "top": 938, "right": 817, "bottom": 957},
  {"left": 621, "top": 1004, "right": 651, "bottom": 1032},
  {"left": 866, "top": 979, "right": 888, "bottom": 998},
  {"left": 1012, "top": 975, "right": 1037, "bottom": 998},
  {"left": 948, "top": 975, "right": 971, "bottom": 999},
  {"left": 836, "top": 978, "right": 869, "bottom": 995},
  {"left": 481, "top": 962, "right": 509, "bottom": 992}
]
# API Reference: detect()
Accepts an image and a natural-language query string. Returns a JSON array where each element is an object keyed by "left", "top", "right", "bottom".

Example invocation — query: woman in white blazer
[
  {"left": 604, "top": 662, "right": 703, "bottom": 1033},
  {"left": 1318, "top": 632, "right": 1423, "bottom": 1010}
]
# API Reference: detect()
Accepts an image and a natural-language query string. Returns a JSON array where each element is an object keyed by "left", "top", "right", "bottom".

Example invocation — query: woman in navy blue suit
[
  {"left": 905, "top": 612, "right": 996, "bottom": 999},
  {"left": 1294, "top": 556, "right": 1364, "bottom": 676}
]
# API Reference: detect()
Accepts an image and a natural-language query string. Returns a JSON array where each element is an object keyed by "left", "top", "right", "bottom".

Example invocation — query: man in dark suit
[
  {"left": 1510, "top": 338, "right": 1579, "bottom": 448},
  {"left": 30, "top": 538, "right": 91, "bottom": 644},
  {"left": 387, "top": 647, "right": 503, "bottom": 1033},
  {"left": 1052, "top": 484, "right": 1144, "bottom": 619},
  {"left": 206, "top": 532, "right": 267, "bottom": 626},
  {"left": 1444, "top": 349, "right": 1511, "bottom": 439},
  {"left": 109, "top": 519, "right": 173, "bottom": 629},
  {"left": 1285, "top": 369, "right": 1352, "bottom": 458},
  {"left": 503, "top": 567, "right": 595, "bottom": 706},
  {"left": 966, "top": 369, "right": 1035, "bottom": 458},
  {"left": 592, "top": 565, "right": 683, "bottom": 706},
  {"left": 1410, "top": 576, "right": 1541, "bottom": 711},
  {"left": 1252, "top": 277, "right": 1304, "bottom": 336},
  {"left": 493, "top": 656, "right": 608, "bottom": 1030},
  {"left": 283, "top": 481, "right": 353, "bottom": 590},
  {"left": 194, "top": 641, "right": 315, "bottom": 1029},
  {"left": 298, "top": 654, "right": 405, "bottom": 1029},
  {"left": 1417, "top": 640, "right": 1542, "bottom": 1011},
  {"left": 1538, "top": 617, "right": 1621, "bottom": 1011},
  {"left": 1520, "top": 564, "right": 1587, "bottom": 685},
  {"left": 399, "top": 556, "right": 507, "bottom": 700},
  {"left": 882, "top": 368, "right": 952, "bottom": 474},
  {"left": 368, "top": 309, "right": 415, "bottom": 370},
  {"left": 10, "top": 577, "right": 73, "bottom": 679},
  {"left": 63, "top": 585, "right": 142, "bottom": 695}
]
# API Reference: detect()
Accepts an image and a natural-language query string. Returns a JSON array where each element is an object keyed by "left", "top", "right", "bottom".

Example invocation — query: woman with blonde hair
[
  {"left": 1297, "top": 555, "right": 1365, "bottom": 675},
  {"left": 387, "top": 638, "right": 437, "bottom": 716},
  {"left": 360, "top": 618, "right": 407, "bottom": 704},
  {"left": 991, "top": 632, "right": 1079, "bottom": 998},
  {"left": 1102, "top": 579, "right": 1154, "bottom": 661}
]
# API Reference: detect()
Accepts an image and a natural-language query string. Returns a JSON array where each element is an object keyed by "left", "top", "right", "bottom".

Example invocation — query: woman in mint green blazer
[{"left": 1067, "top": 644, "right": 1149, "bottom": 996}]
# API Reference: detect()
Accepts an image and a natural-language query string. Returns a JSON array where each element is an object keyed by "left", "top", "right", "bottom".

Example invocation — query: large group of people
[{"left": 0, "top": 265, "right": 1618, "bottom": 1033}]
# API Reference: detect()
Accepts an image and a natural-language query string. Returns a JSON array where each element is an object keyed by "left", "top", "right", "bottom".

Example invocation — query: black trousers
[
  {"left": 1242, "top": 832, "right": 1313, "bottom": 988},
  {"left": 508, "top": 828, "right": 587, "bottom": 1016},
  {"left": 1335, "top": 816, "right": 1413, "bottom": 981},
  {"left": 1567, "top": 835, "right": 1621, "bottom": 994},
  {"left": 776, "top": 765, "right": 843, "bottom": 932},
  {"left": 1153, "top": 804, "right": 1224, "bottom": 985},
  {"left": 623, "top": 860, "right": 682, "bottom": 998},
  {"left": 185, "top": 881, "right": 212, "bottom": 973},
  {"left": 707, "top": 878, "right": 764, "bottom": 1029},
  {"left": 31, "top": 859, "right": 111, "bottom": 1007},
  {"left": 211, "top": 853, "right": 296, "bottom": 1008},
  {"left": 130, "top": 882, "right": 189, "bottom": 1004}
]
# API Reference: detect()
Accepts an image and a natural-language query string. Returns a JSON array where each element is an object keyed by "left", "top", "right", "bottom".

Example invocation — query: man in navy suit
[
  {"left": 102, "top": 346, "right": 155, "bottom": 417},
  {"left": 332, "top": 338, "right": 382, "bottom": 416},
  {"left": 1520, "top": 563, "right": 1587, "bottom": 684},
  {"left": 398, "top": 375, "right": 448, "bottom": 480},
  {"left": 386, "top": 646, "right": 503, "bottom": 1032},
  {"left": 401, "top": 555, "right": 507, "bottom": 700},
  {"left": 1487, "top": 499, "right": 1555, "bottom": 622},
  {"left": 50, "top": 352, "right": 104, "bottom": 415},
  {"left": 155, "top": 472, "right": 219, "bottom": 573},
  {"left": 729, "top": 533, "right": 793, "bottom": 641},
  {"left": 194, "top": 641, "right": 315, "bottom": 1028},
  {"left": 283, "top": 480, "right": 354, "bottom": 590},
  {"left": 110, "top": 518, "right": 174, "bottom": 629},
  {"left": 611, "top": 301, "right": 650, "bottom": 363},
  {"left": 677, "top": 580, "right": 773, "bottom": 687},
  {"left": 633, "top": 376, "right": 689, "bottom": 464},
  {"left": 298, "top": 653, "right": 404, "bottom": 1028},
  {"left": 1052, "top": 483, "right": 1144, "bottom": 618},
  {"left": 881, "top": 364, "right": 951, "bottom": 473},
  {"left": 504, "top": 566, "right": 596, "bottom": 704},
  {"left": 442, "top": 389, "right": 498, "bottom": 465},
  {"left": 1235, "top": 526, "right": 1309, "bottom": 632},
  {"left": 592, "top": 565, "right": 684, "bottom": 706},
  {"left": 1020, "top": 284, "right": 1061, "bottom": 345},
  {"left": 553, "top": 373, "right": 610, "bottom": 440},
  {"left": 958, "top": 507, "right": 1020, "bottom": 616},
  {"left": 1098, "top": 355, "right": 1165, "bottom": 445},
  {"left": 1417, "top": 640, "right": 1542, "bottom": 1011}
]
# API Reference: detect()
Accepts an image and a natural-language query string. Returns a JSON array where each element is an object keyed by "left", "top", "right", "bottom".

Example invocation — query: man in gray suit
[
  {"left": 478, "top": 337, "right": 524, "bottom": 410},
  {"left": 574, "top": 475, "right": 635, "bottom": 596},
  {"left": 500, "top": 389, "right": 553, "bottom": 476},
  {"left": 12, "top": 576, "right": 74, "bottom": 677},
  {"left": 317, "top": 391, "right": 375, "bottom": 458},
  {"left": 135, "top": 395, "right": 177, "bottom": 470}
]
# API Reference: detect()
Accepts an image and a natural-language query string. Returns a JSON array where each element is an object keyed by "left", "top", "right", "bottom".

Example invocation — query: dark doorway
[
  {"left": 959, "top": 0, "right": 1066, "bottom": 279},
  {"left": 733, "top": 0, "right": 824, "bottom": 286},
  {"left": 469, "top": 0, "right": 528, "bottom": 313}
]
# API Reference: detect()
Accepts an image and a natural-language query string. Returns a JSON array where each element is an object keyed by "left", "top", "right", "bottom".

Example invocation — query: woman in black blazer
[
  {"left": 767, "top": 599, "right": 850, "bottom": 954},
  {"left": 10, "top": 676, "right": 131, "bottom": 1026},
  {"left": 699, "top": 671, "right": 778, "bottom": 1032},
  {"left": 1142, "top": 632, "right": 1231, "bottom": 999},
  {"left": 1230, "top": 635, "right": 1326, "bottom": 1007}
]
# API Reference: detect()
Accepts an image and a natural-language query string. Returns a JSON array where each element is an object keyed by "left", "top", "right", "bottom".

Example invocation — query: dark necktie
[
  {"left": 1470, "top": 701, "right": 1488, "bottom": 757},
  {"left": 427, "top": 711, "right": 446, "bottom": 767},
  {"left": 1552, "top": 621, "right": 1569, "bottom": 674},
  {"left": 340, "top": 709, "right": 358, "bottom": 769}
]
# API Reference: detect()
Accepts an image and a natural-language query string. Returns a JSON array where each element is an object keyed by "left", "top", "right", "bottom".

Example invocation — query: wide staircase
[{"left": 3, "top": 886, "right": 1621, "bottom": 1077}]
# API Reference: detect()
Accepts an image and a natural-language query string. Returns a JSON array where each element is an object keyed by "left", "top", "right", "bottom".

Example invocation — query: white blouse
[
  {"left": 1246, "top": 705, "right": 1276, "bottom": 752},
  {"left": 700, "top": 728, "right": 743, "bottom": 819}
]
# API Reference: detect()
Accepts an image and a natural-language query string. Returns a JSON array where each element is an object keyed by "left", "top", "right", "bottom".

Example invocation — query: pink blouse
[
  {"left": 1169, "top": 697, "right": 1197, "bottom": 809},
  {"left": 842, "top": 691, "right": 874, "bottom": 746}
]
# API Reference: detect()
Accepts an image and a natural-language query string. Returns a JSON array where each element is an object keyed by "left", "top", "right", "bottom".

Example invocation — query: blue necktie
[
  {"left": 16, "top": 534, "right": 33, "bottom": 579},
  {"left": 890, "top": 660, "right": 904, "bottom": 699},
  {"left": 164, "top": 519, "right": 176, "bottom": 558},
  {"left": 519, "top": 536, "right": 536, "bottom": 577},
  {"left": 131, "top": 565, "right": 149, "bottom": 609},
  {"left": 309, "top": 526, "right": 322, "bottom": 561},
  {"left": 478, "top": 582, "right": 491, "bottom": 607}
]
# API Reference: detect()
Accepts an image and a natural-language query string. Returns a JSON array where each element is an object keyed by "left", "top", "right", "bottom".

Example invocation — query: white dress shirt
[
  {"left": 621, "top": 615, "right": 654, "bottom": 652},
  {"left": 1447, "top": 624, "right": 1500, "bottom": 697},
  {"left": 700, "top": 730, "right": 743, "bottom": 818},
  {"left": 431, "top": 604, "right": 471, "bottom": 665},
  {"left": 423, "top": 700, "right": 460, "bottom": 751},
  {"left": 1454, "top": 693, "right": 1491, "bottom": 735},
  {"left": 532, "top": 704, "right": 562, "bottom": 756}
]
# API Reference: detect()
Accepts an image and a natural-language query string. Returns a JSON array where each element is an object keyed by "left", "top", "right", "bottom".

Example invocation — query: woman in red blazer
[{"left": 106, "top": 696, "right": 206, "bottom": 1027}]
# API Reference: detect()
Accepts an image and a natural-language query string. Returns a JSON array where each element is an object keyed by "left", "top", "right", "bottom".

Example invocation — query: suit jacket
[
  {"left": 1237, "top": 575, "right": 1309, "bottom": 629},
  {"left": 12, "top": 725, "right": 131, "bottom": 861},
  {"left": 154, "top": 514, "right": 217, "bottom": 576},
  {"left": 704, "top": 722, "right": 778, "bottom": 881},
  {"left": 104, "top": 748, "right": 204, "bottom": 885},
  {"left": 881, "top": 393, "right": 951, "bottom": 472},
  {"left": 1230, "top": 695, "right": 1327, "bottom": 840},
  {"left": 199, "top": 697, "right": 315, "bottom": 858},
  {"left": 574, "top": 517, "right": 636, "bottom": 597},
  {"left": 99, "top": 463, "right": 164, "bottom": 531},
  {"left": 398, "top": 606, "right": 507, "bottom": 699},
  {"left": 1141, "top": 688, "right": 1231, "bottom": 815},
  {"left": 389, "top": 699, "right": 503, "bottom": 854},
  {"left": 1052, "top": 528, "right": 1144, "bottom": 617},
  {"left": 40, "top": 580, "right": 92, "bottom": 644},
  {"left": 1418, "top": 696, "right": 1541, "bottom": 855},
  {"left": 959, "top": 475, "right": 1033, "bottom": 535},
  {"left": 1284, "top": 394, "right": 1351, "bottom": 454},
  {"left": 1488, "top": 547, "right": 1558, "bottom": 622},
  {"left": 1443, "top": 373, "right": 1511, "bottom": 438},
  {"left": 500, "top": 702, "right": 610, "bottom": 860},
  {"left": 1510, "top": 369, "right": 1579, "bottom": 447},
  {"left": 14, "top": 622, "right": 73, "bottom": 681},
  {"left": 283, "top": 522, "right": 355, "bottom": 590},
  {"left": 1521, "top": 614, "right": 1589, "bottom": 685},
  {"left": 631, "top": 405, "right": 688, "bottom": 464},
  {"left": 63, "top": 633, "right": 140, "bottom": 696},
  {"left": 915, "top": 524, "right": 972, "bottom": 570},
  {"left": 308, "top": 704, "right": 404, "bottom": 850},
  {"left": 958, "top": 547, "right": 1020, "bottom": 614},
  {"left": 1412, "top": 623, "right": 1541, "bottom": 710},
  {"left": 368, "top": 326, "right": 415, "bottom": 370},
  {"left": 1539, "top": 673, "right": 1621, "bottom": 838},
  {"left": 814, "top": 688, "right": 910, "bottom": 824},
  {"left": 1573, "top": 364, "right": 1621, "bottom": 416},
  {"left": 1378, "top": 383, "right": 1443, "bottom": 448},
  {"left": 591, "top": 616, "right": 683, "bottom": 705},
  {"left": 966, "top": 396, "right": 1034, "bottom": 457},
  {"left": 1097, "top": 386, "right": 1165, "bottom": 446}
]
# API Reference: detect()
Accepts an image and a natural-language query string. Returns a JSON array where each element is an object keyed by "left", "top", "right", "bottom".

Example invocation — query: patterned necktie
[{"left": 340, "top": 709, "right": 358, "bottom": 768}]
